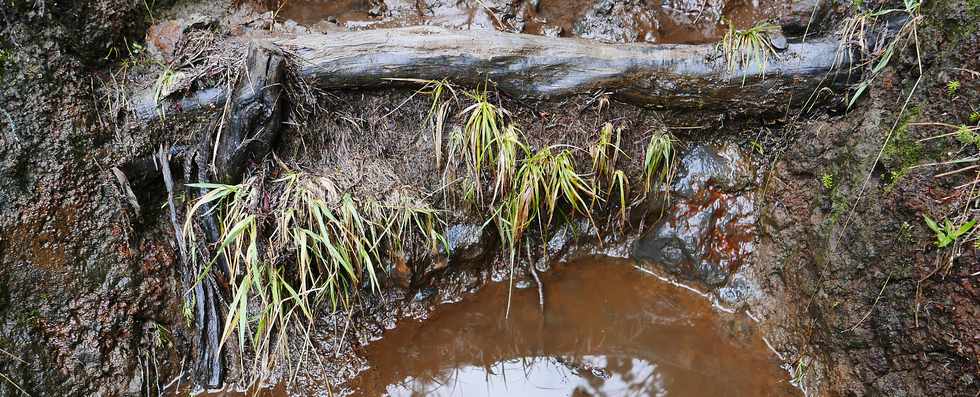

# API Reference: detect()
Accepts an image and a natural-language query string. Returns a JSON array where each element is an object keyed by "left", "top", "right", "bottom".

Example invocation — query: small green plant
[
  {"left": 792, "top": 355, "right": 810, "bottom": 386},
  {"left": 839, "top": 0, "right": 922, "bottom": 109},
  {"left": 821, "top": 173, "right": 834, "bottom": 190},
  {"left": 898, "top": 221, "right": 914, "bottom": 243},
  {"left": 609, "top": 170, "right": 631, "bottom": 226},
  {"left": 590, "top": 122, "right": 624, "bottom": 181},
  {"left": 643, "top": 129, "right": 678, "bottom": 195},
  {"left": 720, "top": 21, "right": 780, "bottom": 82},
  {"left": 956, "top": 124, "right": 979, "bottom": 147},
  {"left": 946, "top": 80, "right": 961, "bottom": 95},
  {"left": 460, "top": 85, "right": 506, "bottom": 178},
  {"left": 970, "top": 111, "right": 980, "bottom": 124},
  {"left": 923, "top": 215, "right": 976, "bottom": 248},
  {"left": 828, "top": 186, "right": 850, "bottom": 222},
  {"left": 153, "top": 67, "right": 178, "bottom": 120}
]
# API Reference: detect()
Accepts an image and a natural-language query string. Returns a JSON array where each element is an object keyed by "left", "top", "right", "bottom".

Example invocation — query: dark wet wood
[
  {"left": 213, "top": 43, "right": 286, "bottom": 184},
  {"left": 135, "top": 26, "right": 850, "bottom": 123}
]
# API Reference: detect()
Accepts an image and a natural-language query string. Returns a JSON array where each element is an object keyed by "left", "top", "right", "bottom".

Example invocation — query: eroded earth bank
[{"left": 1, "top": 0, "right": 978, "bottom": 396}]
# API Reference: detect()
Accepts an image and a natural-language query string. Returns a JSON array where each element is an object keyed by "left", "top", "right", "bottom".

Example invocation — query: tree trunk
[{"left": 135, "top": 26, "right": 850, "bottom": 122}]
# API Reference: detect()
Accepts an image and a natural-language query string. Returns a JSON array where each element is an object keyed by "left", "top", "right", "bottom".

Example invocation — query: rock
[
  {"left": 413, "top": 287, "right": 438, "bottom": 302},
  {"left": 633, "top": 144, "right": 758, "bottom": 287},
  {"left": 717, "top": 269, "right": 760, "bottom": 306},
  {"left": 145, "top": 20, "right": 183, "bottom": 63},
  {"left": 778, "top": 0, "right": 829, "bottom": 36},
  {"left": 770, "top": 31, "right": 788, "bottom": 51},
  {"left": 145, "top": 14, "right": 218, "bottom": 63},
  {"left": 443, "top": 224, "right": 490, "bottom": 263},
  {"left": 673, "top": 144, "right": 756, "bottom": 198},
  {"left": 572, "top": 0, "right": 644, "bottom": 43}
]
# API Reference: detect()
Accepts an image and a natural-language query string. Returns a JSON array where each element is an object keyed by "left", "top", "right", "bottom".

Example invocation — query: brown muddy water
[
  {"left": 278, "top": 0, "right": 784, "bottom": 44},
  {"left": 340, "top": 256, "right": 799, "bottom": 396}
]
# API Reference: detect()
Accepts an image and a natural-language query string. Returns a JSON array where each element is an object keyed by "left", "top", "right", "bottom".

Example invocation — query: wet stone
[
  {"left": 770, "top": 30, "right": 788, "bottom": 51},
  {"left": 573, "top": 0, "right": 644, "bottom": 43},
  {"left": 443, "top": 223, "right": 489, "bottom": 263},
  {"left": 778, "top": 0, "right": 830, "bottom": 36},
  {"left": 413, "top": 287, "right": 438, "bottom": 302},
  {"left": 634, "top": 144, "right": 758, "bottom": 288}
]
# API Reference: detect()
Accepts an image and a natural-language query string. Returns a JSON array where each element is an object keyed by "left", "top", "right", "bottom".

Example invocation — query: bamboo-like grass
[
  {"left": 184, "top": 169, "right": 447, "bottom": 377},
  {"left": 182, "top": 79, "right": 687, "bottom": 376},
  {"left": 589, "top": 123, "right": 632, "bottom": 227},
  {"left": 461, "top": 85, "right": 508, "bottom": 181},
  {"left": 643, "top": 129, "right": 678, "bottom": 197},
  {"left": 720, "top": 21, "right": 780, "bottom": 83}
]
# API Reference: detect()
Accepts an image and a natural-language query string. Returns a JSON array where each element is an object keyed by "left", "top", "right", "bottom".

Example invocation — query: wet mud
[{"left": 278, "top": 0, "right": 793, "bottom": 44}]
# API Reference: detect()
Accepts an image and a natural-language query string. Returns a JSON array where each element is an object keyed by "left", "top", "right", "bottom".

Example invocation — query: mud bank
[{"left": 1, "top": 0, "right": 979, "bottom": 396}]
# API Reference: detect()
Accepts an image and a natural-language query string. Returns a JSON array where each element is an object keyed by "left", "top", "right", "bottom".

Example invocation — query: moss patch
[{"left": 882, "top": 107, "right": 923, "bottom": 191}]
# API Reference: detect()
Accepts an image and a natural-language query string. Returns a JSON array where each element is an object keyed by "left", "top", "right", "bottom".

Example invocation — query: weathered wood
[
  {"left": 135, "top": 26, "right": 850, "bottom": 122},
  {"left": 279, "top": 26, "right": 846, "bottom": 109},
  {"left": 213, "top": 43, "right": 286, "bottom": 183}
]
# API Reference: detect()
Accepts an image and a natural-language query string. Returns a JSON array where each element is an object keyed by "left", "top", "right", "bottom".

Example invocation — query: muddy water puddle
[
  {"left": 344, "top": 256, "right": 799, "bottom": 396},
  {"left": 278, "top": 0, "right": 786, "bottom": 44}
]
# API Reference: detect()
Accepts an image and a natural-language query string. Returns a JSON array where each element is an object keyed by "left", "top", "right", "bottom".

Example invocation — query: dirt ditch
[
  {"left": 0, "top": 0, "right": 978, "bottom": 396},
  {"left": 277, "top": 0, "right": 812, "bottom": 44}
]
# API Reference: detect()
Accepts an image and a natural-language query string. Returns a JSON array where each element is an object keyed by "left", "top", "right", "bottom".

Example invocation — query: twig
[
  {"left": 525, "top": 240, "right": 544, "bottom": 314},
  {"left": 908, "top": 156, "right": 979, "bottom": 170},
  {"left": 802, "top": 1, "right": 823, "bottom": 43},
  {"left": 111, "top": 167, "right": 142, "bottom": 214},
  {"left": 844, "top": 275, "right": 891, "bottom": 333},
  {"left": 157, "top": 146, "right": 186, "bottom": 259},
  {"left": 0, "top": 372, "right": 29, "bottom": 396},
  {"left": 161, "top": 358, "right": 185, "bottom": 394},
  {"left": 692, "top": 0, "right": 708, "bottom": 24},
  {"left": 949, "top": 67, "right": 980, "bottom": 78},
  {"left": 935, "top": 164, "right": 980, "bottom": 179},
  {"left": 333, "top": 304, "right": 356, "bottom": 358}
]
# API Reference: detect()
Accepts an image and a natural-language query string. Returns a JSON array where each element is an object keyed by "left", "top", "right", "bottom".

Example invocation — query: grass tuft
[
  {"left": 183, "top": 169, "right": 446, "bottom": 377},
  {"left": 589, "top": 123, "right": 632, "bottom": 227},
  {"left": 590, "top": 122, "right": 624, "bottom": 181},
  {"left": 836, "top": 0, "right": 922, "bottom": 109},
  {"left": 642, "top": 129, "right": 678, "bottom": 196},
  {"left": 460, "top": 85, "right": 508, "bottom": 183},
  {"left": 720, "top": 21, "right": 781, "bottom": 82}
]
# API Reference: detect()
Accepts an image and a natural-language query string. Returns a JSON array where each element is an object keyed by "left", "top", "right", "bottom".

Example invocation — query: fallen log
[{"left": 135, "top": 26, "right": 850, "bottom": 122}]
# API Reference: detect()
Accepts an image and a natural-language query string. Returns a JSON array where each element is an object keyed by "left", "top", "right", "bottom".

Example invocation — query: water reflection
[
  {"left": 346, "top": 257, "right": 799, "bottom": 396},
  {"left": 386, "top": 356, "right": 667, "bottom": 397}
]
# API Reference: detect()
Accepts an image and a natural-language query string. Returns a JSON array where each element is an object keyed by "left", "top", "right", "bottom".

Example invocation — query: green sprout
[{"left": 923, "top": 215, "right": 976, "bottom": 248}]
